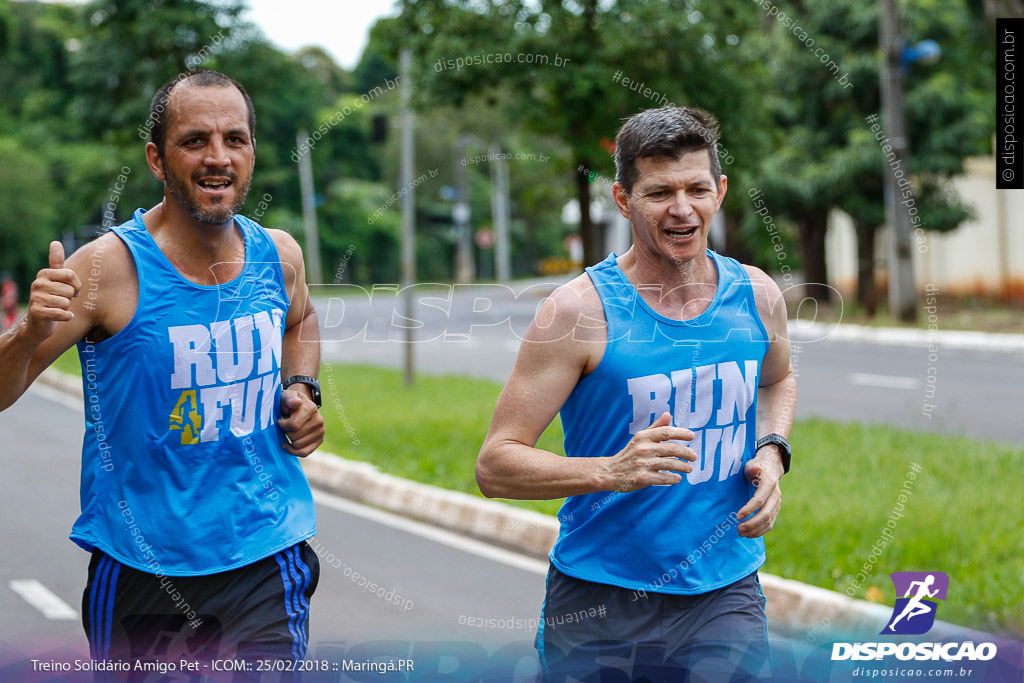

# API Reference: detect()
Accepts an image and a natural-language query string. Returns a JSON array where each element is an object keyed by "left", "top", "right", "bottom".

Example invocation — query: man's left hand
[
  {"left": 736, "top": 446, "right": 784, "bottom": 538},
  {"left": 277, "top": 389, "right": 324, "bottom": 457}
]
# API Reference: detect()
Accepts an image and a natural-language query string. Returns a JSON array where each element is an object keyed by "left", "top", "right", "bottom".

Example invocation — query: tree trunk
[
  {"left": 721, "top": 210, "right": 753, "bottom": 264},
  {"left": 854, "top": 219, "right": 879, "bottom": 316},
  {"left": 575, "top": 158, "right": 598, "bottom": 266},
  {"left": 796, "top": 208, "right": 831, "bottom": 302}
]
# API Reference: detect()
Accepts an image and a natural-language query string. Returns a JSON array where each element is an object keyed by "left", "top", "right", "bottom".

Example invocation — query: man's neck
[
  {"left": 618, "top": 246, "right": 718, "bottom": 316},
  {"left": 142, "top": 197, "right": 242, "bottom": 264}
]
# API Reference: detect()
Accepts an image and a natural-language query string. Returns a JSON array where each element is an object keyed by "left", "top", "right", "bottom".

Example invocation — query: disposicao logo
[
  {"left": 832, "top": 570, "right": 997, "bottom": 663},
  {"left": 881, "top": 571, "right": 948, "bottom": 635}
]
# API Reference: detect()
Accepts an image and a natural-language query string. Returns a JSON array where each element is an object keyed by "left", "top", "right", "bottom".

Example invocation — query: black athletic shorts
[
  {"left": 82, "top": 541, "right": 319, "bottom": 680},
  {"left": 536, "top": 565, "right": 770, "bottom": 682}
]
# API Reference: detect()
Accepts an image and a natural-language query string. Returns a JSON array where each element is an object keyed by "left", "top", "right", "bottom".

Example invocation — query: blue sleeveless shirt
[
  {"left": 550, "top": 250, "right": 768, "bottom": 594},
  {"left": 70, "top": 208, "right": 316, "bottom": 576}
]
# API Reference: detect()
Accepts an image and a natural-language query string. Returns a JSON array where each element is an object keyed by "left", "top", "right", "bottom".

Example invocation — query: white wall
[{"left": 826, "top": 156, "right": 1024, "bottom": 298}]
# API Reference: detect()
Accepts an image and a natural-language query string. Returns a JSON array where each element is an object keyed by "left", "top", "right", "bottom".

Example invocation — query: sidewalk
[
  {"left": 34, "top": 365, "right": 987, "bottom": 640},
  {"left": 789, "top": 321, "right": 1024, "bottom": 352}
]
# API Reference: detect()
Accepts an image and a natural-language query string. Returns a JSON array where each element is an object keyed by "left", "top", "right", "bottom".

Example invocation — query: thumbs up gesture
[{"left": 26, "top": 241, "right": 83, "bottom": 340}]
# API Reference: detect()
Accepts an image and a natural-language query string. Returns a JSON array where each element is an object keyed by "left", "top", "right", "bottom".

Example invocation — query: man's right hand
[
  {"left": 26, "top": 241, "right": 82, "bottom": 341},
  {"left": 598, "top": 412, "right": 697, "bottom": 492}
]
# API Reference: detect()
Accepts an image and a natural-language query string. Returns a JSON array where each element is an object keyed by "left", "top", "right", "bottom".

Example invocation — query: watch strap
[
  {"left": 282, "top": 375, "right": 321, "bottom": 408},
  {"left": 755, "top": 433, "right": 791, "bottom": 474}
]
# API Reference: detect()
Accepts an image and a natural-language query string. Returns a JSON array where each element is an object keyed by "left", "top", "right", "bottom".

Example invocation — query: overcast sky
[
  {"left": 242, "top": 0, "right": 400, "bottom": 69},
  {"left": 42, "top": 0, "right": 400, "bottom": 70}
]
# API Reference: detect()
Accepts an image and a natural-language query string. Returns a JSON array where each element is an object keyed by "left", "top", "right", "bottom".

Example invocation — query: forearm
[
  {"left": 476, "top": 440, "right": 609, "bottom": 500},
  {"left": 754, "top": 371, "right": 796, "bottom": 471},
  {"left": 757, "top": 371, "right": 796, "bottom": 438},
  {"left": 0, "top": 319, "right": 43, "bottom": 411},
  {"left": 281, "top": 308, "right": 321, "bottom": 389}
]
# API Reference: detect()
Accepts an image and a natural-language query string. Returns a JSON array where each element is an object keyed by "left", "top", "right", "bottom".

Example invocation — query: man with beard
[{"left": 0, "top": 70, "right": 323, "bottom": 672}]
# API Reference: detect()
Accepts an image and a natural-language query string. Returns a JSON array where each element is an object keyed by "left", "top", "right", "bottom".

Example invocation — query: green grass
[
  {"left": 319, "top": 361, "right": 567, "bottom": 517},
  {"left": 53, "top": 346, "right": 83, "bottom": 376},
  {"left": 49, "top": 351, "right": 1023, "bottom": 635},
  {"left": 317, "top": 364, "right": 1023, "bottom": 637},
  {"left": 775, "top": 418, "right": 1022, "bottom": 636}
]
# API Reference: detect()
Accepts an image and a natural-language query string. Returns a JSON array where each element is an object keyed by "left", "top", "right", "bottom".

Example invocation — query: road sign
[{"left": 475, "top": 228, "right": 494, "bottom": 249}]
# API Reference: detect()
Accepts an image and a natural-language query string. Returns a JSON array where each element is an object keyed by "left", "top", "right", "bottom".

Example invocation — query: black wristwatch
[
  {"left": 282, "top": 375, "right": 321, "bottom": 409},
  {"left": 755, "top": 434, "right": 791, "bottom": 474}
]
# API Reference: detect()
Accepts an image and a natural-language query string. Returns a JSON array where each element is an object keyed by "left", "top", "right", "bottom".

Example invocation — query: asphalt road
[
  {"left": 314, "top": 285, "right": 1023, "bottom": 444},
  {"left": 0, "top": 388, "right": 549, "bottom": 679},
  {"left": 0, "top": 360, "right": 1014, "bottom": 681}
]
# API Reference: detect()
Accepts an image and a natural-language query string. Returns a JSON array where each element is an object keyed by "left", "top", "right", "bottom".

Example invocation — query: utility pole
[
  {"left": 489, "top": 144, "right": 510, "bottom": 282},
  {"left": 879, "top": 0, "right": 917, "bottom": 321},
  {"left": 454, "top": 137, "right": 474, "bottom": 284},
  {"left": 296, "top": 130, "right": 323, "bottom": 284},
  {"left": 399, "top": 49, "right": 416, "bottom": 386}
]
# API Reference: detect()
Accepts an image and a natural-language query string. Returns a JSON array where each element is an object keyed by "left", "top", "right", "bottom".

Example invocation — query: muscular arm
[
  {"left": 476, "top": 279, "right": 696, "bottom": 500},
  {"left": 737, "top": 266, "right": 795, "bottom": 537},
  {"left": 750, "top": 267, "right": 796, "bottom": 449},
  {"left": 270, "top": 229, "right": 323, "bottom": 456},
  {"left": 0, "top": 239, "right": 121, "bottom": 412}
]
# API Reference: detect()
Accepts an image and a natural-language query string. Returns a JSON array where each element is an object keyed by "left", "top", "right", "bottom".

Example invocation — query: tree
[
  {"left": 750, "top": 0, "right": 993, "bottom": 305},
  {"left": 381, "top": 0, "right": 768, "bottom": 267},
  {"left": 67, "top": 0, "right": 246, "bottom": 142},
  {"left": 0, "top": 137, "right": 58, "bottom": 283}
]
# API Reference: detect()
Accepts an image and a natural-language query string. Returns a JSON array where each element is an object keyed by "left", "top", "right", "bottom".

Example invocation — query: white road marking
[
  {"left": 9, "top": 580, "right": 79, "bottom": 620},
  {"left": 312, "top": 489, "right": 549, "bottom": 576},
  {"left": 848, "top": 373, "right": 919, "bottom": 390}
]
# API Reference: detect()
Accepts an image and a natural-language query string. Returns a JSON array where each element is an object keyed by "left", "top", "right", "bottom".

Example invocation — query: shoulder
[
  {"left": 742, "top": 264, "right": 787, "bottom": 335},
  {"left": 264, "top": 228, "right": 304, "bottom": 281},
  {"left": 265, "top": 228, "right": 303, "bottom": 261},
  {"left": 741, "top": 264, "right": 782, "bottom": 300},
  {"left": 549, "top": 272, "right": 603, "bottom": 317},
  {"left": 65, "top": 231, "right": 138, "bottom": 339},
  {"left": 526, "top": 271, "right": 605, "bottom": 345},
  {"left": 66, "top": 231, "right": 134, "bottom": 278}
]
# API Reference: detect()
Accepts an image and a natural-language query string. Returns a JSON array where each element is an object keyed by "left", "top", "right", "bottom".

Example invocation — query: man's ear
[
  {"left": 612, "top": 182, "right": 631, "bottom": 220},
  {"left": 716, "top": 174, "right": 728, "bottom": 211},
  {"left": 145, "top": 141, "right": 166, "bottom": 183}
]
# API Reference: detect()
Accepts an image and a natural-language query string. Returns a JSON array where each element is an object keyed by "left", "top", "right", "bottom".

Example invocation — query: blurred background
[
  {"left": 0, "top": 0, "right": 1018, "bottom": 326},
  {"left": 0, "top": 0, "right": 1022, "bottom": 668}
]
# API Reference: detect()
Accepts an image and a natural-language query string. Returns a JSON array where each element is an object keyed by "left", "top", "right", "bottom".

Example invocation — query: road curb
[
  {"left": 299, "top": 451, "right": 921, "bottom": 637},
  {"left": 300, "top": 451, "right": 559, "bottom": 558},
  {"left": 789, "top": 322, "right": 1024, "bottom": 352},
  {"left": 36, "top": 366, "right": 972, "bottom": 638},
  {"left": 37, "top": 367, "right": 84, "bottom": 397}
]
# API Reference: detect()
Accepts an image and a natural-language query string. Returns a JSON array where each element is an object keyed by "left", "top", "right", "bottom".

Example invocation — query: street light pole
[
  {"left": 489, "top": 143, "right": 511, "bottom": 282},
  {"left": 296, "top": 130, "right": 323, "bottom": 285},
  {"left": 454, "top": 136, "right": 474, "bottom": 284},
  {"left": 879, "top": 0, "right": 917, "bottom": 322},
  {"left": 399, "top": 49, "right": 416, "bottom": 386}
]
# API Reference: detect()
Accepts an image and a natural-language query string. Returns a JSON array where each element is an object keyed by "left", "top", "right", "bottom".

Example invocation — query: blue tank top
[
  {"left": 550, "top": 250, "right": 768, "bottom": 594},
  {"left": 70, "top": 208, "right": 316, "bottom": 576}
]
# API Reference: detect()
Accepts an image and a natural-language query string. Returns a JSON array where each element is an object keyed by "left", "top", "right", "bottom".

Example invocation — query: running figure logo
[{"left": 881, "top": 571, "right": 949, "bottom": 635}]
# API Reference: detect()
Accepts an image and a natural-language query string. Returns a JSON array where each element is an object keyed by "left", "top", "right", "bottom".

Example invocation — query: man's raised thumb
[{"left": 49, "top": 241, "right": 65, "bottom": 269}]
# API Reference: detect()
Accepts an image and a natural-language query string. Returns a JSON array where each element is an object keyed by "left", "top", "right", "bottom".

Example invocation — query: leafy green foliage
[{"left": 0, "top": 137, "right": 57, "bottom": 281}]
